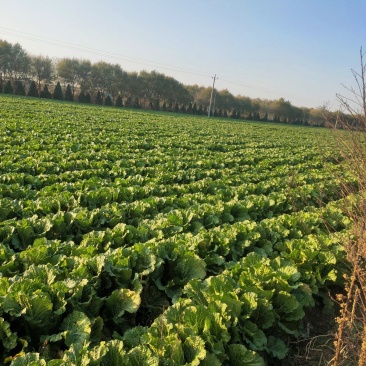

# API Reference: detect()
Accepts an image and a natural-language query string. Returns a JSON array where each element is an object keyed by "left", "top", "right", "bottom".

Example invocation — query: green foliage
[
  {"left": 65, "top": 84, "right": 74, "bottom": 102},
  {"left": 0, "top": 317, "right": 17, "bottom": 351},
  {"left": 4, "top": 80, "right": 13, "bottom": 94},
  {"left": 78, "top": 91, "right": 86, "bottom": 103},
  {"left": 115, "top": 95, "right": 123, "bottom": 107},
  {"left": 133, "top": 97, "right": 140, "bottom": 109},
  {"left": 27, "top": 80, "right": 39, "bottom": 97},
  {"left": 0, "top": 95, "right": 352, "bottom": 365},
  {"left": 104, "top": 95, "right": 112, "bottom": 106},
  {"left": 14, "top": 81, "right": 25, "bottom": 96},
  {"left": 52, "top": 81, "right": 63, "bottom": 100},
  {"left": 40, "top": 84, "right": 51, "bottom": 98},
  {"left": 125, "top": 96, "right": 132, "bottom": 108},
  {"left": 226, "top": 344, "right": 265, "bottom": 365},
  {"left": 85, "top": 92, "right": 92, "bottom": 104},
  {"left": 95, "top": 91, "right": 103, "bottom": 105}
]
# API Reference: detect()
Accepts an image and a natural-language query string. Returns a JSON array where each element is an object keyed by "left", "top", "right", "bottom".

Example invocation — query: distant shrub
[
  {"left": 95, "top": 91, "right": 103, "bottom": 105},
  {"left": 53, "top": 81, "right": 63, "bottom": 100},
  {"left": 105, "top": 95, "right": 112, "bottom": 106},
  {"left": 85, "top": 92, "right": 92, "bottom": 104},
  {"left": 40, "top": 84, "right": 52, "bottom": 99},
  {"left": 78, "top": 91, "right": 86, "bottom": 103},
  {"left": 133, "top": 97, "right": 141, "bottom": 109},
  {"left": 28, "top": 81, "right": 39, "bottom": 97},
  {"left": 115, "top": 95, "right": 123, "bottom": 107},
  {"left": 65, "top": 84, "right": 73, "bottom": 102},
  {"left": 14, "top": 81, "right": 25, "bottom": 96},
  {"left": 4, "top": 80, "right": 13, "bottom": 94}
]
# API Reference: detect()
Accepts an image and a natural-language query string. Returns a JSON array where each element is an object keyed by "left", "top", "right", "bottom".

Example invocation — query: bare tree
[{"left": 330, "top": 48, "right": 366, "bottom": 366}]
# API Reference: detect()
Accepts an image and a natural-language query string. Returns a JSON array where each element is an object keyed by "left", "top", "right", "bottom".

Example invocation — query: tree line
[{"left": 0, "top": 39, "right": 332, "bottom": 126}]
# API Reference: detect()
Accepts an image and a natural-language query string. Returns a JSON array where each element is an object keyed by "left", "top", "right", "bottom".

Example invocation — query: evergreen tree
[
  {"left": 95, "top": 91, "right": 103, "bottom": 105},
  {"left": 179, "top": 104, "right": 186, "bottom": 113},
  {"left": 78, "top": 91, "right": 86, "bottom": 103},
  {"left": 85, "top": 92, "right": 92, "bottom": 104},
  {"left": 125, "top": 96, "right": 132, "bottom": 108},
  {"left": 192, "top": 102, "right": 197, "bottom": 114},
  {"left": 28, "top": 81, "right": 39, "bottom": 97},
  {"left": 198, "top": 104, "right": 203, "bottom": 115},
  {"left": 161, "top": 101, "right": 167, "bottom": 111},
  {"left": 154, "top": 98, "right": 160, "bottom": 111},
  {"left": 223, "top": 110, "right": 228, "bottom": 118},
  {"left": 133, "top": 97, "right": 141, "bottom": 109},
  {"left": 115, "top": 95, "right": 123, "bottom": 107},
  {"left": 14, "top": 81, "right": 25, "bottom": 96},
  {"left": 4, "top": 80, "right": 13, "bottom": 94},
  {"left": 105, "top": 95, "right": 112, "bottom": 106},
  {"left": 218, "top": 109, "right": 223, "bottom": 118},
  {"left": 168, "top": 102, "right": 173, "bottom": 111},
  {"left": 53, "top": 81, "right": 63, "bottom": 100},
  {"left": 187, "top": 102, "right": 193, "bottom": 114},
  {"left": 65, "top": 84, "right": 73, "bottom": 102},
  {"left": 40, "top": 85, "right": 52, "bottom": 99},
  {"left": 174, "top": 102, "right": 179, "bottom": 113}
]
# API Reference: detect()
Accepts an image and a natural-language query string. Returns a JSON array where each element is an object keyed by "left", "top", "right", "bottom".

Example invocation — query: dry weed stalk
[{"left": 330, "top": 48, "right": 366, "bottom": 366}]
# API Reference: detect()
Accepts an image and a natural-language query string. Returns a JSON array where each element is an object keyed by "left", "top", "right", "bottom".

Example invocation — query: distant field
[{"left": 0, "top": 95, "right": 352, "bottom": 365}]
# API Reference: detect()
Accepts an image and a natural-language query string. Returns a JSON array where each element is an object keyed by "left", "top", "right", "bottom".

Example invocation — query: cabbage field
[{"left": 0, "top": 95, "right": 353, "bottom": 365}]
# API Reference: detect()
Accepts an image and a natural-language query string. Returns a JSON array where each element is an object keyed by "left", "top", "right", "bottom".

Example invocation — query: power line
[
  {"left": 0, "top": 26, "right": 325, "bottom": 106},
  {"left": 0, "top": 26, "right": 213, "bottom": 78}
]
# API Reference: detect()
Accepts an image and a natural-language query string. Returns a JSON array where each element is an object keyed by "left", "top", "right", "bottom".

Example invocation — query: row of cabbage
[{"left": 0, "top": 96, "right": 352, "bottom": 365}]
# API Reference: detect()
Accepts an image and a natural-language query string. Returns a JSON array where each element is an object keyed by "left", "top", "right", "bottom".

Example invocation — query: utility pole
[
  {"left": 208, "top": 74, "right": 217, "bottom": 118},
  {"left": 213, "top": 91, "right": 217, "bottom": 116}
]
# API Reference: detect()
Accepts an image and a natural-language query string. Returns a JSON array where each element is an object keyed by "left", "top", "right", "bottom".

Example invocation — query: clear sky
[{"left": 1, "top": 0, "right": 365, "bottom": 109}]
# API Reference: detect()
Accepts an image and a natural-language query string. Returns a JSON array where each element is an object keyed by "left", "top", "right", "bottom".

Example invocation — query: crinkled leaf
[
  {"left": 127, "top": 345, "right": 159, "bottom": 366},
  {"left": 61, "top": 311, "right": 91, "bottom": 347},
  {"left": 199, "top": 352, "right": 222, "bottom": 366},
  {"left": 122, "top": 326, "right": 148, "bottom": 350},
  {"left": 101, "top": 339, "right": 127, "bottom": 366},
  {"left": 251, "top": 302, "right": 275, "bottom": 329},
  {"left": 240, "top": 292, "right": 258, "bottom": 318},
  {"left": 266, "top": 336, "right": 288, "bottom": 359},
  {"left": 293, "top": 284, "right": 315, "bottom": 308},
  {"left": 21, "top": 291, "right": 53, "bottom": 329},
  {"left": 182, "top": 335, "right": 206, "bottom": 365},
  {"left": 226, "top": 344, "right": 265, "bottom": 366},
  {"left": 9, "top": 352, "right": 46, "bottom": 366},
  {"left": 0, "top": 317, "right": 17, "bottom": 350},
  {"left": 171, "top": 253, "right": 206, "bottom": 286},
  {"left": 241, "top": 320, "right": 267, "bottom": 350},
  {"left": 106, "top": 289, "right": 141, "bottom": 323},
  {"left": 274, "top": 291, "right": 304, "bottom": 321}
]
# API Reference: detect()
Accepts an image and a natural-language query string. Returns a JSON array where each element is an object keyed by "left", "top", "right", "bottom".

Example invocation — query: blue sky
[{"left": 1, "top": 0, "right": 365, "bottom": 109}]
